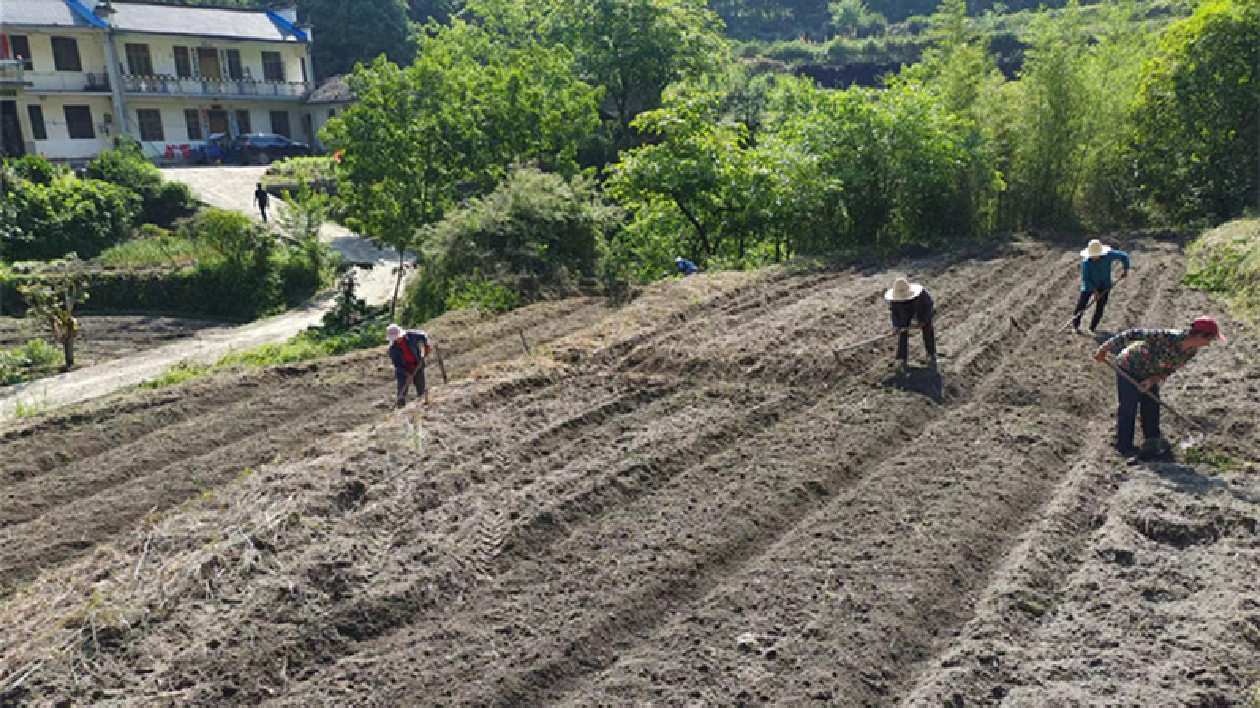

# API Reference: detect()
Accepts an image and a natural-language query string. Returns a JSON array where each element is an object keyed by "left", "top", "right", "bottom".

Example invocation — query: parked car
[
  {"left": 194, "top": 133, "right": 232, "bottom": 164},
  {"left": 229, "top": 133, "right": 313, "bottom": 165}
]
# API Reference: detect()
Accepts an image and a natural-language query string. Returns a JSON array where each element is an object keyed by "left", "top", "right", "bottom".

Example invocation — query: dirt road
[{"left": 2, "top": 238, "right": 1258, "bottom": 704}]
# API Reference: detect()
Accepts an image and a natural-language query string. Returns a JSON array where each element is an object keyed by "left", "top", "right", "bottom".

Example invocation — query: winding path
[{"left": 0, "top": 167, "right": 404, "bottom": 421}]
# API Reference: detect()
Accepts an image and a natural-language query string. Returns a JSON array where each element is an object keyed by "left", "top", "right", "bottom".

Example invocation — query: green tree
[
  {"left": 300, "top": 0, "right": 413, "bottom": 79},
  {"left": 325, "top": 19, "right": 600, "bottom": 317},
  {"left": 1130, "top": 0, "right": 1260, "bottom": 224},
  {"left": 18, "top": 256, "right": 88, "bottom": 370},
  {"left": 544, "top": 0, "right": 727, "bottom": 148}
]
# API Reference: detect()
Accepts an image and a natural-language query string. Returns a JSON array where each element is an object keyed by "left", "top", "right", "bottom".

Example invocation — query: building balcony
[
  {"left": 0, "top": 60, "right": 32, "bottom": 89},
  {"left": 22, "top": 69, "right": 110, "bottom": 93},
  {"left": 122, "top": 75, "right": 309, "bottom": 100}
]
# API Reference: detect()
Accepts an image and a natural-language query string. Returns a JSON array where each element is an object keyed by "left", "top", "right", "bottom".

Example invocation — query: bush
[
  {"left": 85, "top": 139, "right": 162, "bottom": 195},
  {"left": 404, "top": 166, "right": 618, "bottom": 322},
  {"left": 142, "top": 181, "right": 197, "bottom": 227},
  {"left": 8, "top": 155, "right": 60, "bottom": 185},
  {"left": 97, "top": 231, "right": 216, "bottom": 269},
  {"left": 1, "top": 174, "right": 141, "bottom": 261}
]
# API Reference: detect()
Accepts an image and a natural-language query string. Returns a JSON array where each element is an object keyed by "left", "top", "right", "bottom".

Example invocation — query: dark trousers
[
  {"left": 1072, "top": 288, "right": 1111, "bottom": 330},
  {"left": 1116, "top": 372, "right": 1160, "bottom": 453},
  {"left": 258, "top": 205, "right": 268, "bottom": 222},
  {"left": 891, "top": 298, "right": 936, "bottom": 362},
  {"left": 396, "top": 364, "right": 426, "bottom": 405}
]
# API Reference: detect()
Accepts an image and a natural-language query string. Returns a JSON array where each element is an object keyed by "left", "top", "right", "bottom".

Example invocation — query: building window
[
  {"left": 299, "top": 57, "right": 308, "bottom": 83},
  {"left": 27, "top": 105, "right": 46, "bottom": 140},
  {"left": 270, "top": 110, "right": 290, "bottom": 138},
  {"left": 184, "top": 109, "right": 202, "bottom": 140},
  {"left": 51, "top": 37, "right": 82, "bottom": 72},
  {"left": 64, "top": 105, "right": 94, "bottom": 139},
  {"left": 328, "top": 108, "right": 336, "bottom": 118},
  {"left": 262, "top": 52, "right": 285, "bottom": 82},
  {"left": 125, "top": 43, "right": 153, "bottom": 75},
  {"left": 235, "top": 109, "right": 251, "bottom": 134},
  {"left": 225, "top": 49, "right": 243, "bottom": 80},
  {"left": 137, "top": 109, "right": 164, "bottom": 141},
  {"left": 174, "top": 46, "right": 192, "bottom": 77},
  {"left": 9, "top": 36, "right": 33, "bottom": 70}
]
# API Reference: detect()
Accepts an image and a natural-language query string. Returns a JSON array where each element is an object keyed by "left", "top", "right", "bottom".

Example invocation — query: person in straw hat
[
  {"left": 387, "top": 323, "right": 432, "bottom": 408},
  {"left": 1073, "top": 239, "right": 1130, "bottom": 333},
  {"left": 1093, "top": 316, "right": 1225, "bottom": 459},
  {"left": 885, "top": 277, "right": 937, "bottom": 375}
]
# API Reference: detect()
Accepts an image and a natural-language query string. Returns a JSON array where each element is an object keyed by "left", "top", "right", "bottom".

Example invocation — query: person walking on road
[
  {"left": 1093, "top": 316, "right": 1225, "bottom": 459},
  {"left": 675, "top": 256, "right": 699, "bottom": 276},
  {"left": 885, "top": 277, "right": 937, "bottom": 376},
  {"left": 387, "top": 323, "right": 431, "bottom": 408},
  {"left": 1073, "top": 239, "right": 1130, "bottom": 333},
  {"left": 254, "top": 183, "right": 270, "bottom": 223}
]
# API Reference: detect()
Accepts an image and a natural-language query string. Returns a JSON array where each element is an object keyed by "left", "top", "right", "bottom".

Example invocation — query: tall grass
[
  {"left": 1184, "top": 218, "right": 1260, "bottom": 321},
  {"left": 98, "top": 235, "right": 217, "bottom": 269}
]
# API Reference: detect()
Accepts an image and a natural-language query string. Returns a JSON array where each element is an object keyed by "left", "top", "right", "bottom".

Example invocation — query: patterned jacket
[{"left": 1102, "top": 328, "right": 1197, "bottom": 382}]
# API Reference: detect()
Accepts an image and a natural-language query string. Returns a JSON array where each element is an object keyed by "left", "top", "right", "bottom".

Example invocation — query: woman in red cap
[{"left": 1093, "top": 316, "right": 1226, "bottom": 459}]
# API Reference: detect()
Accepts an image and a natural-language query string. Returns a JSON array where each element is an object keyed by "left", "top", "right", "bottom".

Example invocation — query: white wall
[
  {"left": 114, "top": 33, "right": 309, "bottom": 85},
  {"left": 17, "top": 94, "right": 114, "bottom": 161},
  {"left": 14, "top": 30, "right": 111, "bottom": 93}
]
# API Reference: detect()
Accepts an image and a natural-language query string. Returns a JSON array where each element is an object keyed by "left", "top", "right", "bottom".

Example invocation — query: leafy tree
[
  {"left": 1, "top": 173, "right": 140, "bottom": 261},
  {"left": 299, "top": 0, "right": 413, "bottom": 80},
  {"left": 325, "top": 19, "right": 600, "bottom": 317},
  {"left": 18, "top": 256, "right": 88, "bottom": 370},
  {"left": 1130, "top": 0, "right": 1259, "bottom": 224},
  {"left": 544, "top": 0, "right": 728, "bottom": 148}
]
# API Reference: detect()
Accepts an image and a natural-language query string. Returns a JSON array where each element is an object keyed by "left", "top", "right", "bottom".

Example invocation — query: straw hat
[
  {"left": 386, "top": 323, "right": 403, "bottom": 342},
  {"left": 884, "top": 277, "right": 924, "bottom": 302},
  {"left": 1081, "top": 239, "right": 1112, "bottom": 258}
]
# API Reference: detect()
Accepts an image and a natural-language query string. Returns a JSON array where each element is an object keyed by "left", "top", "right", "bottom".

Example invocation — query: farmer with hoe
[
  {"left": 885, "top": 277, "right": 937, "bottom": 376},
  {"left": 387, "top": 323, "right": 431, "bottom": 408},
  {"left": 1073, "top": 239, "right": 1130, "bottom": 333},
  {"left": 1093, "top": 316, "right": 1226, "bottom": 459}
]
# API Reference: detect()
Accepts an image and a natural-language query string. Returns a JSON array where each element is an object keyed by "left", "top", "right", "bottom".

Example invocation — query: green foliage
[
  {"left": 830, "top": 0, "right": 887, "bottom": 38},
  {"left": 85, "top": 139, "right": 162, "bottom": 195},
  {"left": 139, "top": 359, "right": 211, "bottom": 389},
  {"left": 1130, "top": 0, "right": 1260, "bottom": 225},
  {"left": 84, "top": 139, "right": 194, "bottom": 227},
  {"left": 301, "top": 0, "right": 413, "bottom": 79},
  {"left": 18, "top": 255, "right": 89, "bottom": 369},
  {"left": 1, "top": 172, "right": 140, "bottom": 261},
  {"left": 8, "top": 155, "right": 62, "bottom": 185},
  {"left": 263, "top": 156, "right": 336, "bottom": 190},
  {"left": 0, "top": 339, "right": 64, "bottom": 385},
  {"left": 97, "top": 230, "right": 216, "bottom": 269},
  {"left": 1184, "top": 218, "right": 1260, "bottom": 319},
  {"left": 321, "top": 270, "right": 384, "bottom": 333},
  {"left": 543, "top": 0, "right": 728, "bottom": 145},
  {"left": 325, "top": 17, "right": 600, "bottom": 315},
  {"left": 217, "top": 326, "right": 381, "bottom": 368},
  {"left": 404, "top": 165, "right": 617, "bottom": 321},
  {"left": 182, "top": 208, "right": 267, "bottom": 265},
  {"left": 444, "top": 271, "right": 521, "bottom": 314}
]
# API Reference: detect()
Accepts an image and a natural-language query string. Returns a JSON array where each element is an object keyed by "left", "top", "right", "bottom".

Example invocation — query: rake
[
  {"left": 831, "top": 327, "right": 921, "bottom": 366},
  {"left": 1056, "top": 269, "right": 1127, "bottom": 333}
]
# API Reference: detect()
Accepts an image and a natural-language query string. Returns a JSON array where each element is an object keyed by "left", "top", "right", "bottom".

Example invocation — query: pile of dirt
[{"left": 2, "top": 239, "right": 1258, "bottom": 704}]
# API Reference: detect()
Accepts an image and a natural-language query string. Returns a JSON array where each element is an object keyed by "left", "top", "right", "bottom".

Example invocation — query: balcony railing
[
  {"left": 23, "top": 70, "right": 110, "bottom": 93},
  {"left": 122, "top": 75, "right": 309, "bottom": 99},
  {"left": 0, "top": 60, "right": 29, "bottom": 87}
]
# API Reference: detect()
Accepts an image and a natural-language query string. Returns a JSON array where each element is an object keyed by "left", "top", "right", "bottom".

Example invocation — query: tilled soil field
[{"left": 2, "top": 239, "right": 1258, "bottom": 705}]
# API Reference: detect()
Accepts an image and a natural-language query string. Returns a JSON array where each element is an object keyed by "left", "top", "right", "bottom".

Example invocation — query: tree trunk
[
  {"left": 63, "top": 333, "right": 75, "bottom": 371},
  {"left": 390, "top": 248, "right": 406, "bottom": 321}
]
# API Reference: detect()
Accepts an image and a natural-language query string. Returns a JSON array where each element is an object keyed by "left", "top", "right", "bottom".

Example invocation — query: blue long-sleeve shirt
[{"left": 1080, "top": 250, "right": 1130, "bottom": 292}]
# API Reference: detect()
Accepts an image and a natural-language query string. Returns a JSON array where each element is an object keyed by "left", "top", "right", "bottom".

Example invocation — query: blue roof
[{"left": 0, "top": 1, "right": 308, "bottom": 42}]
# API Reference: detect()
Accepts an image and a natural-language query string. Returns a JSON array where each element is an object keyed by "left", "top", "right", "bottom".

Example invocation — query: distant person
[
  {"left": 254, "top": 183, "right": 270, "bottom": 222},
  {"left": 675, "top": 256, "right": 699, "bottom": 276},
  {"left": 1073, "top": 239, "right": 1130, "bottom": 333},
  {"left": 1093, "top": 316, "right": 1225, "bottom": 459},
  {"left": 387, "top": 323, "right": 431, "bottom": 408},
  {"left": 885, "top": 277, "right": 936, "bottom": 375}
]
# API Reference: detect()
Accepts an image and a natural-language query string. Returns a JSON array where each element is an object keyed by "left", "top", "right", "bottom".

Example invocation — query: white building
[{"left": 0, "top": 0, "right": 322, "bottom": 164}]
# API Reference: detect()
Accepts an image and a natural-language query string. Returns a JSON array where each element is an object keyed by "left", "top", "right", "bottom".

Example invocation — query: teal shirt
[{"left": 1081, "top": 250, "right": 1130, "bottom": 292}]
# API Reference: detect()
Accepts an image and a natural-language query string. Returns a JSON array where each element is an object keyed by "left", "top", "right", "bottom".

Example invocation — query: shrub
[
  {"left": 8, "top": 155, "right": 60, "bottom": 185},
  {"left": 1, "top": 174, "right": 140, "bottom": 261},
  {"left": 1183, "top": 218, "right": 1260, "bottom": 319},
  {"left": 84, "top": 139, "right": 162, "bottom": 195},
  {"left": 142, "top": 181, "right": 197, "bottom": 227}
]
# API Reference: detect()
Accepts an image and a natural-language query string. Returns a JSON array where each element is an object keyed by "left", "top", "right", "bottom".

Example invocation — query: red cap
[{"left": 1189, "top": 316, "right": 1227, "bottom": 342}]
